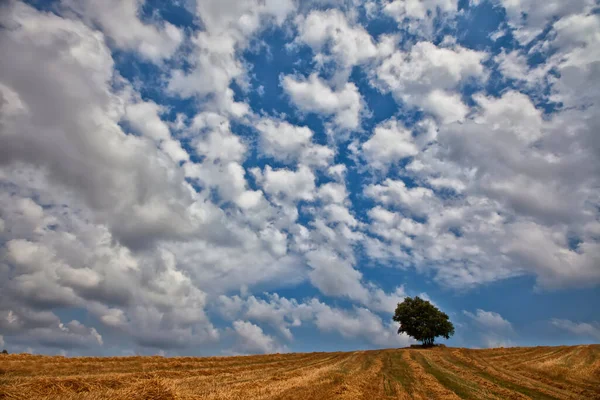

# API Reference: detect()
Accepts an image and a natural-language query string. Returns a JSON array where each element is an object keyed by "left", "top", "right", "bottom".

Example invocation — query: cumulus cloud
[
  {"left": 364, "top": 74, "right": 600, "bottom": 289},
  {"left": 255, "top": 164, "right": 317, "bottom": 203},
  {"left": 294, "top": 9, "right": 394, "bottom": 82},
  {"left": 255, "top": 118, "right": 334, "bottom": 167},
  {"left": 365, "top": 179, "right": 435, "bottom": 218},
  {"left": 384, "top": 0, "right": 459, "bottom": 37},
  {"left": 167, "top": 0, "right": 296, "bottom": 113},
  {"left": 231, "top": 320, "right": 287, "bottom": 354},
  {"left": 361, "top": 119, "right": 419, "bottom": 170},
  {"left": 497, "top": 0, "right": 596, "bottom": 44},
  {"left": 374, "top": 41, "right": 487, "bottom": 121},
  {"left": 306, "top": 249, "right": 369, "bottom": 304},
  {"left": 62, "top": 0, "right": 184, "bottom": 61},
  {"left": 281, "top": 73, "right": 363, "bottom": 130},
  {"left": 218, "top": 294, "right": 314, "bottom": 341},
  {"left": 124, "top": 99, "right": 189, "bottom": 163},
  {"left": 1, "top": 0, "right": 598, "bottom": 355},
  {"left": 218, "top": 294, "right": 413, "bottom": 349},
  {"left": 0, "top": 2, "right": 200, "bottom": 250}
]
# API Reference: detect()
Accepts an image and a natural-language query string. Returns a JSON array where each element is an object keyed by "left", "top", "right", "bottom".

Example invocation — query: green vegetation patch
[
  {"left": 444, "top": 353, "right": 559, "bottom": 400},
  {"left": 414, "top": 353, "right": 481, "bottom": 400},
  {"left": 383, "top": 351, "right": 415, "bottom": 393}
]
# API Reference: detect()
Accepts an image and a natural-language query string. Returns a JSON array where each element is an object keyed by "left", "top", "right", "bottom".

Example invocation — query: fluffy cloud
[
  {"left": 218, "top": 294, "right": 314, "bottom": 341},
  {"left": 62, "top": 0, "right": 184, "bottom": 61},
  {"left": 361, "top": 119, "right": 419, "bottom": 170},
  {"left": 294, "top": 9, "right": 394, "bottom": 82},
  {"left": 257, "top": 119, "right": 312, "bottom": 160},
  {"left": 384, "top": 0, "right": 458, "bottom": 37},
  {"left": 231, "top": 320, "right": 287, "bottom": 354},
  {"left": 218, "top": 294, "right": 414, "bottom": 349},
  {"left": 374, "top": 41, "right": 487, "bottom": 121},
  {"left": 311, "top": 302, "right": 413, "bottom": 347},
  {"left": 124, "top": 99, "right": 190, "bottom": 163},
  {"left": 365, "top": 179, "right": 435, "bottom": 218},
  {"left": 255, "top": 118, "right": 334, "bottom": 166},
  {"left": 255, "top": 165, "right": 317, "bottom": 203},
  {"left": 1, "top": 0, "right": 598, "bottom": 355},
  {"left": 364, "top": 74, "right": 600, "bottom": 288},
  {"left": 167, "top": 0, "right": 296, "bottom": 113},
  {"left": 281, "top": 73, "right": 363, "bottom": 130},
  {"left": 497, "top": 0, "right": 596, "bottom": 44},
  {"left": 306, "top": 249, "right": 369, "bottom": 304},
  {"left": 0, "top": 2, "right": 200, "bottom": 250}
]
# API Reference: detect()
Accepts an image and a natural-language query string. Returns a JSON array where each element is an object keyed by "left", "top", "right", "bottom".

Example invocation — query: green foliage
[{"left": 393, "top": 296, "right": 455, "bottom": 346}]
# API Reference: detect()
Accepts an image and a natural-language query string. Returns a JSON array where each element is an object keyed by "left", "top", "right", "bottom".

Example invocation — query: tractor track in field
[{"left": 1, "top": 345, "right": 598, "bottom": 399}]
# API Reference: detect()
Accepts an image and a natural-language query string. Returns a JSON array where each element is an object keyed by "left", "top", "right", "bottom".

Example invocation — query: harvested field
[{"left": 1, "top": 345, "right": 598, "bottom": 399}]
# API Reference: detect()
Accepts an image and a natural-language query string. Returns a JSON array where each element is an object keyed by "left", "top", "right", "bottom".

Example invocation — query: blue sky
[{"left": 0, "top": 0, "right": 599, "bottom": 356}]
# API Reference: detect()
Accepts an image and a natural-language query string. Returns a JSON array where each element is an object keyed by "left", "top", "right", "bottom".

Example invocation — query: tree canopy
[{"left": 393, "top": 296, "right": 455, "bottom": 346}]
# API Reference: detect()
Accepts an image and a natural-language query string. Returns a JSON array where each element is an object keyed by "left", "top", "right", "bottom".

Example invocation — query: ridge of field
[{"left": 1, "top": 345, "right": 598, "bottom": 399}]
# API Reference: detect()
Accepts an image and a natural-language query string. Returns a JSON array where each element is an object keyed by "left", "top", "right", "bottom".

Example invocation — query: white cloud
[
  {"left": 464, "top": 309, "right": 515, "bottom": 348},
  {"left": 256, "top": 119, "right": 313, "bottom": 162},
  {"left": 365, "top": 179, "right": 435, "bottom": 218},
  {"left": 494, "top": 50, "right": 550, "bottom": 88},
  {"left": 306, "top": 249, "right": 369, "bottom": 304},
  {"left": 281, "top": 73, "right": 363, "bottom": 130},
  {"left": 464, "top": 309, "right": 513, "bottom": 332},
  {"left": 318, "top": 182, "right": 348, "bottom": 204},
  {"left": 296, "top": 9, "right": 377, "bottom": 65},
  {"left": 422, "top": 90, "right": 469, "bottom": 123},
  {"left": 497, "top": 0, "right": 596, "bottom": 44},
  {"left": 218, "top": 294, "right": 414, "bottom": 348},
  {"left": 125, "top": 100, "right": 171, "bottom": 142},
  {"left": 0, "top": 2, "right": 201, "bottom": 250},
  {"left": 294, "top": 9, "right": 394, "bottom": 82},
  {"left": 551, "top": 319, "right": 600, "bottom": 340},
  {"left": 232, "top": 320, "right": 286, "bottom": 354},
  {"left": 255, "top": 118, "right": 334, "bottom": 167},
  {"left": 1, "top": 0, "right": 599, "bottom": 355},
  {"left": 384, "top": 0, "right": 459, "bottom": 37},
  {"left": 374, "top": 41, "right": 487, "bottom": 120},
  {"left": 125, "top": 99, "right": 190, "bottom": 163},
  {"left": 361, "top": 119, "right": 419, "bottom": 170},
  {"left": 0, "top": 3, "right": 237, "bottom": 351},
  {"left": 364, "top": 66, "right": 600, "bottom": 289},
  {"left": 218, "top": 294, "right": 314, "bottom": 341},
  {"left": 167, "top": 0, "right": 296, "bottom": 113},
  {"left": 482, "top": 336, "right": 515, "bottom": 349},
  {"left": 311, "top": 301, "right": 414, "bottom": 347},
  {"left": 62, "top": 0, "right": 184, "bottom": 61},
  {"left": 256, "top": 164, "right": 316, "bottom": 203},
  {"left": 503, "top": 222, "right": 600, "bottom": 289},
  {"left": 367, "top": 286, "right": 408, "bottom": 314}
]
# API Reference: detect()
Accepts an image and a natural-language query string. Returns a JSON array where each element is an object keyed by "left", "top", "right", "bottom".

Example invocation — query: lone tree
[{"left": 393, "top": 296, "right": 454, "bottom": 347}]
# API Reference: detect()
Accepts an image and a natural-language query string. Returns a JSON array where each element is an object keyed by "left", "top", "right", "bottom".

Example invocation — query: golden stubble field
[{"left": 1, "top": 345, "right": 599, "bottom": 399}]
